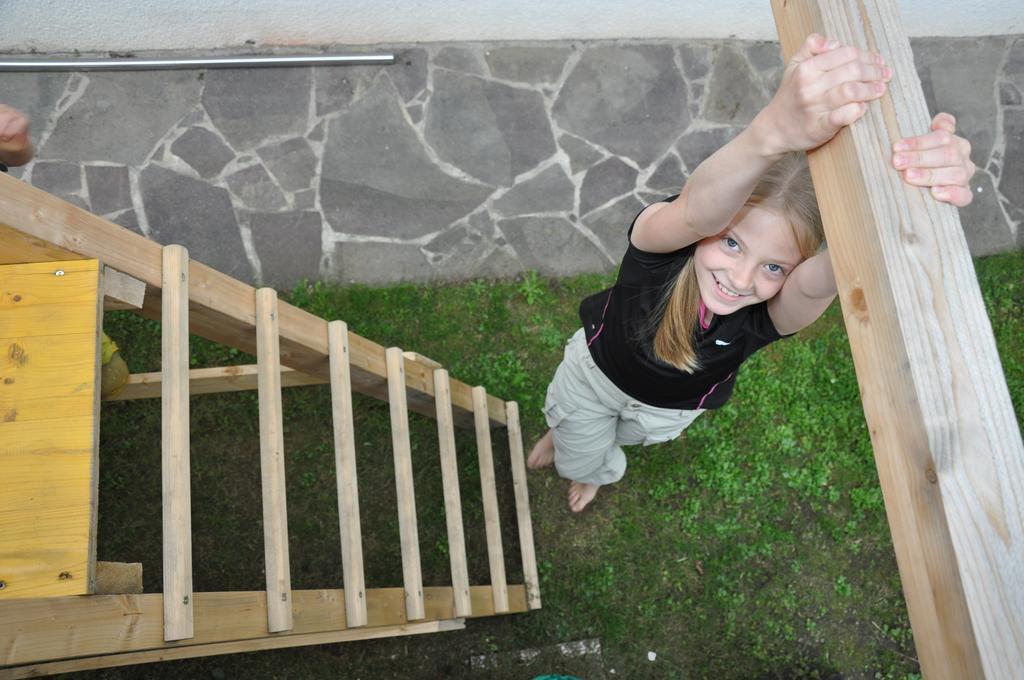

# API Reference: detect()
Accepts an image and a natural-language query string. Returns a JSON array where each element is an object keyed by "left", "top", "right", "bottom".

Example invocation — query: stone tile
[
  {"left": 31, "top": 161, "right": 81, "bottom": 197},
  {"left": 321, "top": 76, "right": 491, "bottom": 239},
  {"left": 171, "top": 127, "right": 235, "bottom": 179},
  {"left": 999, "top": 108, "right": 1024, "bottom": 213},
  {"left": 248, "top": 210, "right": 324, "bottom": 288},
  {"left": 553, "top": 45, "right": 688, "bottom": 168},
  {"left": 960, "top": 170, "right": 1015, "bottom": 256},
  {"left": 257, "top": 138, "right": 318, "bottom": 192},
  {"left": 492, "top": 164, "right": 574, "bottom": 216},
  {"left": 140, "top": 165, "right": 250, "bottom": 281},
  {"left": 328, "top": 240, "right": 433, "bottom": 284},
  {"left": 646, "top": 154, "right": 686, "bottom": 195},
  {"left": 704, "top": 45, "right": 767, "bottom": 126},
  {"left": 0, "top": 72, "right": 69, "bottom": 137},
  {"left": 391, "top": 48, "right": 429, "bottom": 102},
  {"left": 40, "top": 71, "right": 201, "bottom": 166},
  {"left": 1007, "top": 37, "right": 1024, "bottom": 83},
  {"left": 581, "top": 194, "right": 645, "bottom": 261},
  {"left": 436, "top": 46, "right": 487, "bottom": 76},
  {"left": 110, "top": 209, "right": 144, "bottom": 236},
  {"left": 406, "top": 102, "right": 424, "bottom": 124},
  {"left": 580, "top": 157, "right": 638, "bottom": 215},
  {"left": 294, "top": 189, "right": 316, "bottom": 209},
  {"left": 745, "top": 41, "right": 784, "bottom": 73},
  {"left": 472, "top": 246, "right": 526, "bottom": 278},
  {"left": 225, "top": 164, "right": 288, "bottom": 212},
  {"left": 485, "top": 46, "right": 572, "bottom": 84},
  {"left": 422, "top": 215, "right": 504, "bottom": 276},
  {"left": 500, "top": 216, "right": 610, "bottom": 275},
  {"left": 425, "top": 70, "right": 555, "bottom": 186},
  {"left": 676, "top": 126, "right": 743, "bottom": 173},
  {"left": 85, "top": 165, "right": 132, "bottom": 216},
  {"left": 202, "top": 67, "right": 310, "bottom": 151},
  {"left": 677, "top": 44, "right": 712, "bottom": 80},
  {"left": 559, "top": 133, "right": 605, "bottom": 175},
  {"left": 1001, "top": 82, "right": 1022, "bottom": 106},
  {"left": 308, "top": 120, "right": 326, "bottom": 142},
  {"left": 313, "top": 65, "right": 372, "bottom": 116},
  {"left": 913, "top": 37, "right": 1006, "bottom": 166}
]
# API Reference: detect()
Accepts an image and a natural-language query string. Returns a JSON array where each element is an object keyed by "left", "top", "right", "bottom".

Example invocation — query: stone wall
[{"left": 2, "top": 37, "right": 1020, "bottom": 288}]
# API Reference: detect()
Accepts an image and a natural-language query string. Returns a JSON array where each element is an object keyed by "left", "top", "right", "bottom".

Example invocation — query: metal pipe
[{"left": 0, "top": 54, "right": 395, "bottom": 72}]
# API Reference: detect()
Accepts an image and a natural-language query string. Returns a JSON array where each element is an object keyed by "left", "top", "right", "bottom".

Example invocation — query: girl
[{"left": 527, "top": 34, "right": 976, "bottom": 512}]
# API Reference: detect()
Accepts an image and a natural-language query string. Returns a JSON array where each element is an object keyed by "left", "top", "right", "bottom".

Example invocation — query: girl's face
[{"left": 694, "top": 205, "right": 804, "bottom": 316}]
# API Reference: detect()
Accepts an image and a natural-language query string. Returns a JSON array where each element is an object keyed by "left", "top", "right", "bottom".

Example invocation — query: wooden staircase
[{"left": 0, "top": 173, "right": 540, "bottom": 677}]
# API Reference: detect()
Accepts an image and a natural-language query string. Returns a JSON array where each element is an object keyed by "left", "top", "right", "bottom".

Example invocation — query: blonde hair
[{"left": 650, "top": 152, "right": 825, "bottom": 373}]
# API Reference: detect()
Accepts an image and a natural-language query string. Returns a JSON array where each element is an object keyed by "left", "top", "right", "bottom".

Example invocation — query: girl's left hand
[{"left": 891, "top": 112, "right": 975, "bottom": 207}]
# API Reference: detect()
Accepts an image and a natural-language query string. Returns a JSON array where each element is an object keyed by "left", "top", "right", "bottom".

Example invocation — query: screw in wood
[{"left": 55, "top": 270, "right": 65, "bottom": 277}]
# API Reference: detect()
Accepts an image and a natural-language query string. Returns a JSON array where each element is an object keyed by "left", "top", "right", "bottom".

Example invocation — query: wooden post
[
  {"left": 433, "top": 369, "right": 473, "bottom": 617},
  {"left": 505, "top": 401, "right": 541, "bottom": 610},
  {"left": 771, "top": 2, "right": 1024, "bottom": 677},
  {"left": 386, "top": 347, "right": 425, "bottom": 621},
  {"left": 256, "top": 287, "right": 293, "bottom": 633},
  {"left": 328, "top": 320, "right": 368, "bottom": 627},
  {"left": 161, "top": 245, "right": 193, "bottom": 641},
  {"left": 472, "top": 386, "right": 509, "bottom": 614}
]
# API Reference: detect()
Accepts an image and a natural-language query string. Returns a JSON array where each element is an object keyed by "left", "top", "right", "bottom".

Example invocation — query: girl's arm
[
  {"left": 0, "top": 105, "right": 33, "bottom": 168},
  {"left": 767, "top": 113, "right": 976, "bottom": 335},
  {"left": 632, "top": 34, "right": 891, "bottom": 253}
]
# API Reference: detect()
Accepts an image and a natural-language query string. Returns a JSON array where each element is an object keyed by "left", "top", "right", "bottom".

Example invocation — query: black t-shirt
[{"left": 579, "top": 198, "right": 786, "bottom": 409}]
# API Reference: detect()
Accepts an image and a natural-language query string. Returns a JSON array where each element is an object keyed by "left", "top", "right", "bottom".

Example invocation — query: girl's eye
[
  {"left": 724, "top": 237, "right": 739, "bottom": 249},
  {"left": 766, "top": 263, "right": 784, "bottom": 275}
]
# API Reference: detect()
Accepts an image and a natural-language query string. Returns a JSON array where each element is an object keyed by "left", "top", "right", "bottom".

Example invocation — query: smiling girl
[{"left": 527, "top": 34, "right": 976, "bottom": 512}]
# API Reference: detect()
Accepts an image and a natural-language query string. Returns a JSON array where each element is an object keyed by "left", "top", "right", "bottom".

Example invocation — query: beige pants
[{"left": 542, "top": 328, "right": 704, "bottom": 486}]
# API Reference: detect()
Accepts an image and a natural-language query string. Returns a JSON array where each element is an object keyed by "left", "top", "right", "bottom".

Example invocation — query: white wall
[{"left": 1, "top": 0, "right": 1019, "bottom": 52}]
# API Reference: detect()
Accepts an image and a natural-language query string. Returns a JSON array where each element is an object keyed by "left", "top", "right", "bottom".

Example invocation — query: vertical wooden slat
[
  {"left": 161, "top": 244, "right": 193, "bottom": 641},
  {"left": 505, "top": 401, "right": 541, "bottom": 610},
  {"left": 472, "top": 386, "right": 508, "bottom": 613},
  {"left": 328, "top": 320, "right": 367, "bottom": 627},
  {"left": 433, "top": 369, "right": 472, "bottom": 617},
  {"left": 386, "top": 347, "right": 424, "bottom": 621},
  {"left": 256, "top": 287, "right": 293, "bottom": 633}
]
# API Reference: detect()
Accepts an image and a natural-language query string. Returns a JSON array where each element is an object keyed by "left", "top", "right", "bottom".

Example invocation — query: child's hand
[
  {"left": 0, "top": 104, "right": 33, "bottom": 166},
  {"left": 753, "top": 34, "right": 891, "bottom": 156},
  {"left": 891, "top": 113, "right": 975, "bottom": 207}
]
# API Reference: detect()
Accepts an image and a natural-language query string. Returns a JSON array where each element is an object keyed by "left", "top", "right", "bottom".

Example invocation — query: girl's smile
[{"left": 694, "top": 205, "right": 803, "bottom": 317}]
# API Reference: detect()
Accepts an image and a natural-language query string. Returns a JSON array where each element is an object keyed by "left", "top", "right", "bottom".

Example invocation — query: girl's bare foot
[
  {"left": 527, "top": 429, "right": 555, "bottom": 469},
  {"left": 568, "top": 480, "right": 600, "bottom": 512}
]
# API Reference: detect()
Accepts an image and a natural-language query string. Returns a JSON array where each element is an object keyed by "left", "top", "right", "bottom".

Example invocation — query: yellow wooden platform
[{"left": 0, "top": 259, "right": 102, "bottom": 598}]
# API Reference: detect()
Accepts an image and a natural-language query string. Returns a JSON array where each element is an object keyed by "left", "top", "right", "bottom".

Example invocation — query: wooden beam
[
  {"left": 472, "top": 386, "right": 508, "bottom": 614},
  {"left": 0, "top": 172, "right": 507, "bottom": 428},
  {"left": 386, "top": 347, "right": 425, "bottom": 621},
  {"left": 160, "top": 245, "right": 193, "bottom": 641},
  {"left": 505, "top": 401, "right": 541, "bottom": 610},
  {"left": 771, "top": 2, "right": 1024, "bottom": 677},
  {"left": 102, "top": 266, "right": 145, "bottom": 310},
  {"left": 106, "top": 364, "right": 323, "bottom": 401},
  {"left": 256, "top": 288, "right": 293, "bottom": 633},
  {"left": 328, "top": 320, "right": 367, "bottom": 628},
  {"left": 1, "top": 619, "right": 465, "bottom": 680},
  {"left": 433, "top": 369, "right": 472, "bottom": 617},
  {"left": 93, "top": 562, "right": 143, "bottom": 595},
  {"left": 0, "top": 586, "right": 528, "bottom": 667}
]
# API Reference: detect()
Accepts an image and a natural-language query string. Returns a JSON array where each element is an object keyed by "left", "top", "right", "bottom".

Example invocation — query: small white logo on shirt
[{"left": 715, "top": 339, "right": 732, "bottom": 346}]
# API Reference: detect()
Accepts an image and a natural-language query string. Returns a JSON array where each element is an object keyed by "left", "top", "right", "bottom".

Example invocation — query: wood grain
[
  {"left": 771, "top": 2, "right": 1024, "bottom": 676},
  {"left": 472, "top": 386, "right": 508, "bottom": 613}
]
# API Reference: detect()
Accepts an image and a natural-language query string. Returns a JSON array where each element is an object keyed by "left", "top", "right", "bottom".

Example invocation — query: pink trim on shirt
[
  {"left": 587, "top": 290, "right": 613, "bottom": 347},
  {"left": 697, "top": 372, "right": 733, "bottom": 409},
  {"left": 698, "top": 300, "right": 711, "bottom": 330}
]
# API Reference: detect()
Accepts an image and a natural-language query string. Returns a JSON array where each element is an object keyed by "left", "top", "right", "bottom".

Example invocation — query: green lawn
[{"left": 88, "top": 249, "right": 1022, "bottom": 679}]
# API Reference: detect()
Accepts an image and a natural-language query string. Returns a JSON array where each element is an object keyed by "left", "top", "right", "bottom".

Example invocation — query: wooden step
[
  {"left": 256, "top": 287, "right": 293, "bottom": 633},
  {"left": 386, "top": 347, "right": 425, "bottom": 621},
  {"left": 433, "top": 369, "right": 472, "bottom": 617},
  {"left": 328, "top": 320, "right": 367, "bottom": 627},
  {"left": 161, "top": 245, "right": 193, "bottom": 641},
  {"left": 472, "top": 386, "right": 508, "bottom": 614}
]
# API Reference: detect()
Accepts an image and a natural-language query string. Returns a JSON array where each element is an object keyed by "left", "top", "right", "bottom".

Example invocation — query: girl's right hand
[{"left": 752, "top": 34, "right": 892, "bottom": 156}]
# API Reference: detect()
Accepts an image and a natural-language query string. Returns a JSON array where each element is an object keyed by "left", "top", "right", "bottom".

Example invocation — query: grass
[{"left": 85, "top": 249, "right": 1022, "bottom": 679}]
